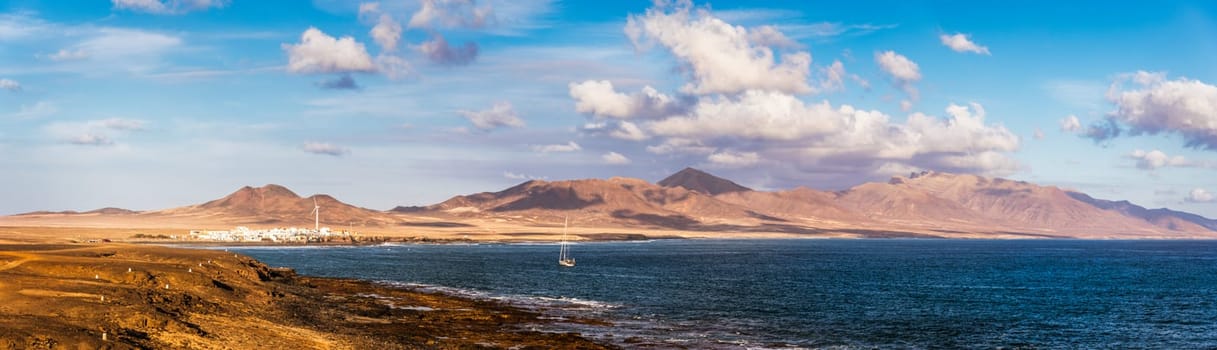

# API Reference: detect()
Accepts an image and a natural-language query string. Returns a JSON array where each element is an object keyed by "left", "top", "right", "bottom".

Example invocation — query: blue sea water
[{"left": 227, "top": 239, "right": 1217, "bottom": 349}]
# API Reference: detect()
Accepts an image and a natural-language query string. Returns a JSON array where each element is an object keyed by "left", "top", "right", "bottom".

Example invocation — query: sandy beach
[{"left": 0, "top": 240, "right": 613, "bottom": 349}]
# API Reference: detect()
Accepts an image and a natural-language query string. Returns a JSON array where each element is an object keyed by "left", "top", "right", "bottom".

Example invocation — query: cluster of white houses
[{"left": 188, "top": 226, "right": 348, "bottom": 242}]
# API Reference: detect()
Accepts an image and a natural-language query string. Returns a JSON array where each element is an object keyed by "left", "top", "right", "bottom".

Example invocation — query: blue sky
[{"left": 2, "top": 0, "right": 1217, "bottom": 217}]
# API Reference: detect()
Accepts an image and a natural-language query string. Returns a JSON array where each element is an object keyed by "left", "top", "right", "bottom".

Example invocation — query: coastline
[{"left": 0, "top": 243, "right": 615, "bottom": 349}]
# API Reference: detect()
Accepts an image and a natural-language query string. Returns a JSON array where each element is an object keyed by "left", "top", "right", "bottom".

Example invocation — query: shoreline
[{"left": 0, "top": 243, "right": 616, "bottom": 349}]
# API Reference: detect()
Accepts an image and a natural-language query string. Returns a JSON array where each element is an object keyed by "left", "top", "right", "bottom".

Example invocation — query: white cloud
[
  {"left": 12, "top": 101, "right": 58, "bottom": 119},
  {"left": 302, "top": 142, "right": 350, "bottom": 156},
  {"left": 875, "top": 50, "right": 921, "bottom": 82},
  {"left": 602, "top": 151, "right": 630, "bottom": 165},
  {"left": 1186, "top": 188, "right": 1215, "bottom": 203},
  {"left": 408, "top": 0, "right": 494, "bottom": 29},
  {"left": 1033, "top": 128, "right": 1045, "bottom": 140},
  {"left": 45, "top": 118, "right": 145, "bottom": 146},
  {"left": 899, "top": 99, "right": 913, "bottom": 112},
  {"left": 99, "top": 118, "right": 146, "bottom": 131},
  {"left": 503, "top": 171, "right": 546, "bottom": 180},
  {"left": 569, "top": 80, "right": 684, "bottom": 119},
  {"left": 610, "top": 121, "right": 648, "bottom": 141},
  {"left": 875, "top": 50, "right": 921, "bottom": 101},
  {"left": 646, "top": 92, "right": 1020, "bottom": 177},
  {"left": 1059, "top": 115, "right": 1081, "bottom": 132},
  {"left": 747, "top": 25, "right": 797, "bottom": 48},
  {"left": 1127, "top": 149, "right": 1192, "bottom": 170},
  {"left": 358, "top": 2, "right": 381, "bottom": 18},
  {"left": 418, "top": 33, "right": 478, "bottom": 65},
  {"left": 74, "top": 28, "right": 182, "bottom": 64},
  {"left": 370, "top": 14, "right": 402, "bottom": 52},
  {"left": 645, "top": 138, "right": 714, "bottom": 155},
  {"left": 624, "top": 1, "right": 813, "bottom": 95},
  {"left": 1095, "top": 71, "right": 1217, "bottom": 149},
  {"left": 459, "top": 101, "right": 523, "bottom": 130},
  {"left": 283, "top": 27, "right": 376, "bottom": 74},
  {"left": 68, "top": 134, "right": 115, "bottom": 146},
  {"left": 532, "top": 141, "right": 581, "bottom": 153},
  {"left": 46, "top": 48, "right": 90, "bottom": 61},
  {"left": 0, "top": 13, "right": 48, "bottom": 41},
  {"left": 707, "top": 151, "right": 759, "bottom": 167},
  {"left": 376, "top": 54, "right": 411, "bottom": 79},
  {"left": 565, "top": 2, "right": 1022, "bottom": 187},
  {"left": 819, "top": 60, "right": 847, "bottom": 92},
  {"left": 939, "top": 33, "right": 990, "bottom": 55},
  {"left": 111, "top": 0, "right": 228, "bottom": 15},
  {"left": 0, "top": 78, "right": 19, "bottom": 91}
]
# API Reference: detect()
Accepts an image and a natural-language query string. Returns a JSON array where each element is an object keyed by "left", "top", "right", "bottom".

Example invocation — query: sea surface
[{"left": 226, "top": 239, "right": 1217, "bottom": 349}]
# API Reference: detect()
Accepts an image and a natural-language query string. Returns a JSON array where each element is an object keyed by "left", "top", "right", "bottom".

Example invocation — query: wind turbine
[{"left": 310, "top": 197, "right": 320, "bottom": 232}]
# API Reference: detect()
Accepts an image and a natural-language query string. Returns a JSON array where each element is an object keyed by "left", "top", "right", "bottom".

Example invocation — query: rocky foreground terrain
[{"left": 0, "top": 243, "right": 610, "bottom": 349}]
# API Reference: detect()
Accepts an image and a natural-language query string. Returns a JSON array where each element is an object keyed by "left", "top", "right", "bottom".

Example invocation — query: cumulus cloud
[
  {"left": 566, "top": 1, "right": 1022, "bottom": 186},
  {"left": 459, "top": 102, "right": 523, "bottom": 130},
  {"left": 532, "top": 141, "right": 581, "bottom": 153},
  {"left": 611, "top": 121, "right": 648, "bottom": 141},
  {"left": 602, "top": 151, "right": 631, "bottom": 165},
  {"left": 1089, "top": 71, "right": 1217, "bottom": 149},
  {"left": 418, "top": 33, "right": 478, "bottom": 65},
  {"left": 1186, "top": 188, "right": 1215, "bottom": 203},
  {"left": 939, "top": 33, "right": 990, "bottom": 55},
  {"left": 302, "top": 142, "right": 350, "bottom": 156},
  {"left": 370, "top": 14, "right": 402, "bottom": 52},
  {"left": 376, "top": 54, "right": 411, "bottom": 80},
  {"left": 111, "top": 0, "right": 228, "bottom": 15},
  {"left": 283, "top": 27, "right": 376, "bottom": 74},
  {"left": 1059, "top": 115, "right": 1081, "bottom": 132},
  {"left": 569, "top": 80, "right": 686, "bottom": 119},
  {"left": 1127, "top": 149, "right": 1191, "bottom": 170},
  {"left": 316, "top": 74, "right": 360, "bottom": 90},
  {"left": 875, "top": 50, "right": 921, "bottom": 101},
  {"left": 644, "top": 92, "right": 1020, "bottom": 176},
  {"left": 581, "top": 121, "right": 649, "bottom": 141},
  {"left": 0, "top": 78, "right": 19, "bottom": 91},
  {"left": 624, "top": 1, "right": 813, "bottom": 95},
  {"left": 408, "top": 0, "right": 494, "bottom": 29},
  {"left": 819, "top": 60, "right": 847, "bottom": 92}
]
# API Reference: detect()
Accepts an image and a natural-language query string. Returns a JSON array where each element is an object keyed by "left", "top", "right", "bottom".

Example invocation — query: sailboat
[{"left": 558, "top": 216, "right": 576, "bottom": 267}]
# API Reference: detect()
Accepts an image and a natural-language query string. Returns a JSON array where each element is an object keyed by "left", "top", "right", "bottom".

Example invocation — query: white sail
[{"left": 559, "top": 216, "right": 575, "bottom": 267}]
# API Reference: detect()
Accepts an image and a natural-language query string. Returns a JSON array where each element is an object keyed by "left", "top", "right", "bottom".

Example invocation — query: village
[{"left": 187, "top": 226, "right": 353, "bottom": 243}]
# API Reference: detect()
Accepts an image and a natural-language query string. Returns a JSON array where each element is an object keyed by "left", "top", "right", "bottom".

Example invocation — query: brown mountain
[
  {"left": 658, "top": 167, "right": 751, "bottom": 195},
  {"left": 406, "top": 169, "right": 1217, "bottom": 238},
  {"left": 835, "top": 171, "right": 1209, "bottom": 236},
  {"left": 398, "top": 176, "right": 772, "bottom": 229},
  {"left": 1066, "top": 191, "right": 1217, "bottom": 232},
  {"left": 155, "top": 184, "right": 393, "bottom": 226},
  {"left": 16, "top": 207, "right": 139, "bottom": 216},
  {"left": 5, "top": 169, "right": 1216, "bottom": 239}
]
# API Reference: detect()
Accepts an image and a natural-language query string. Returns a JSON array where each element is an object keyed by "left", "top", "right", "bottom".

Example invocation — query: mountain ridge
[{"left": 5, "top": 170, "right": 1215, "bottom": 239}]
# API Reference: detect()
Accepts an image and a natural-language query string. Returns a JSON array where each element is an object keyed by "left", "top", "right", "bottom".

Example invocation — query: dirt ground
[{"left": 0, "top": 243, "right": 614, "bottom": 349}]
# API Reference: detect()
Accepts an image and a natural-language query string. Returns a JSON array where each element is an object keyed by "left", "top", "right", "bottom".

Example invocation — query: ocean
[{"left": 227, "top": 239, "right": 1217, "bottom": 349}]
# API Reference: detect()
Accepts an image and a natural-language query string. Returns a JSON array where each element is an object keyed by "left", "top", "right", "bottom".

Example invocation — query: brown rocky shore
[{"left": 0, "top": 243, "right": 614, "bottom": 349}]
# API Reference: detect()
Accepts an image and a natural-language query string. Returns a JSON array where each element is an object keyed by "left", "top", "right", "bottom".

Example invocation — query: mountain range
[{"left": 4, "top": 168, "right": 1215, "bottom": 239}]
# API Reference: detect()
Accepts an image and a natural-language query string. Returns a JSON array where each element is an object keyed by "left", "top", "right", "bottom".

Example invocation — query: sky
[{"left": 2, "top": 0, "right": 1217, "bottom": 217}]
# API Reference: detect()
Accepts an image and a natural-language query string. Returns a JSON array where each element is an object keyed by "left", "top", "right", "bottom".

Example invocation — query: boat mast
[{"left": 560, "top": 216, "right": 568, "bottom": 260}]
